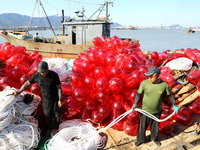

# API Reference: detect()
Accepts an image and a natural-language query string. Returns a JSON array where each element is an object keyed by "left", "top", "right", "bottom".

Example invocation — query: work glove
[
  {"left": 131, "top": 104, "right": 137, "bottom": 112},
  {"left": 173, "top": 105, "right": 180, "bottom": 113}
]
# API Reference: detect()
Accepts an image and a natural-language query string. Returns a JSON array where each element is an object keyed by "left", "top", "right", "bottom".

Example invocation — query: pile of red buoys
[
  {"left": 1, "top": 36, "right": 200, "bottom": 136},
  {"left": 0, "top": 42, "right": 42, "bottom": 91},
  {"left": 60, "top": 36, "right": 200, "bottom": 136},
  {"left": 0, "top": 42, "right": 45, "bottom": 130}
]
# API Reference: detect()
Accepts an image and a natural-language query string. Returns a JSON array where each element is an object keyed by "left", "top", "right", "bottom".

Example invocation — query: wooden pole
[{"left": 62, "top": 10, "right": 65, "bottom": 36}]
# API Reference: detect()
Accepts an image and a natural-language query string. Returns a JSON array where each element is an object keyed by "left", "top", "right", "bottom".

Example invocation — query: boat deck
[{"left": 103, "top": 114, "right": 200, "bottom": 150}]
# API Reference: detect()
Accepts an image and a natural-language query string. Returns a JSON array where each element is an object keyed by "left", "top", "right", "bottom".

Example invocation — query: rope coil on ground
[
  {"left": 0, "top": 86, "right": 41, "bottom": 149},
  {"left": 45, "top": 109, "right": 176, "bottom": 150},
  {"left": 46, "top": 119, "right": 106, "bottom": 150}
]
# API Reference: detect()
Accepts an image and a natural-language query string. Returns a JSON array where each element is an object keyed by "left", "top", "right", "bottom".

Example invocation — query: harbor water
[{"left": 0, "top": 29, "right": 200, "bottom": 53}]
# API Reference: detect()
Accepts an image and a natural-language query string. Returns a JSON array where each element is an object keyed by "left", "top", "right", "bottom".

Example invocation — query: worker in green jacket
[{"left": 132, "top": 66, "right": 179, "bottom": 147}]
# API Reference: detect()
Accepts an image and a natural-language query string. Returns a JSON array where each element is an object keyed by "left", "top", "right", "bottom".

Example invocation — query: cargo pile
[
  {"left": 1, "top": 36, "right": 200, "bottom": 140},
  {"left": 46, "top": 119, "right": 106, "bottom": 150},
  {"left": 61, "top": 36, "right": 200, "bottom": 136},
  {"left": 0, "top": 87, "right": 41, "bottom": 149}
]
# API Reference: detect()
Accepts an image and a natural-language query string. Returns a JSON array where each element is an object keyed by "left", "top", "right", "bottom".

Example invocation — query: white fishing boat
[{"left": 1, "top": 0, "right": 136, "bottom": 59}]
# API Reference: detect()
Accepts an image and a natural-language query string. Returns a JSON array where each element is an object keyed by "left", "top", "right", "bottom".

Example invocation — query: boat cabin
[{"left": 55, "top": 20, "right": 110, "bottom": 45}]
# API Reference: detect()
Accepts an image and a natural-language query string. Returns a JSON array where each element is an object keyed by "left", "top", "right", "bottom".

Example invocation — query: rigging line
[
  {"left": 83, "top": 0, "right": 86, "bottom": 8},
  {"left": 41, "top": 9, "right": 55, "bottom": 38},
  {"left": 87, "top": 3, "right": 105, "bottom": 20},
  {"left": 63, "top": 0, "right": 101, "bottom": 5},
  {"left": 41, "top": 7, "right": 50, "bottom": 36},
  {"left": 37, "top": 2, "right": 43, "bottom": 37},
  {"left": 25, "top": 0, "right": 38, "bottom": 33},
  {"left": 96, "top": 3, "right": 105, "bottom": 18},
  {"left": 43, "top": 0, "right": 61, "bottom": 13},
  {"left": 39, "top": 0, "right": 56, "bottom": 37}
]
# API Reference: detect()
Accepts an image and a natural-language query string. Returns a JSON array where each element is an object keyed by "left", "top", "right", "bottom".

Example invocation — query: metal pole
[
  {"left": 105, "top": 1, "right": 110, "bottom": 37},
  {"left": 39, "top": 0, "right": 56, "bottom": 36},
  {"left": 62, "top": 10, "right": 65, "bottom": 36},
  {"left": 26, "top": 0, "right": 38, "bottom": 34},
  {"left": 87, "top": 4, "right": 105, "bottom": 20},
  {"left": 105, "top": 1, "right": 108, "bottom": 22}
]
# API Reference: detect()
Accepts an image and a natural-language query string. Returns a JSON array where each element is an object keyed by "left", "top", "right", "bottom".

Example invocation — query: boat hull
[
  {"left": 0, "top": 33, "right": 93, "bottom": 59},
  {"left": 186, "top": 30, "right": 195, "bottom": 33}
]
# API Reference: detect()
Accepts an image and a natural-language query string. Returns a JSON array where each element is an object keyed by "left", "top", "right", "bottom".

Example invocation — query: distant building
[{"left": 111, "top": 26, "right": 137, "bottom": 30}]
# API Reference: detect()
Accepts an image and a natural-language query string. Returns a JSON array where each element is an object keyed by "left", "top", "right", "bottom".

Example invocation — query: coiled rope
[
  {"left": 0, "top": 86, "right": 41, "bottom": 150},
  {"left": 45, "top": 108, "right": 176, "bottom": 150}
]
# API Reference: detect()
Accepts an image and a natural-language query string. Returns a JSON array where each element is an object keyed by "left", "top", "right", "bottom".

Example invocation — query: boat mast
[
  {"left": 39, "top": 0, "right": 56, "bottom": 36},
  {"left": 25, "top": 0, "right": 56, "bottom": 36},
  {"left": 62, "top": 10, "right": 65, "bottom": 36},
  {"left": 105, "top": 1, "right": 109, "bottom": 22},
  {"left": 25, "top": 0, "right": 38, "bottom": 34},
  {"left": 105, "top": 1, "right": 113, "bottom": 37}
]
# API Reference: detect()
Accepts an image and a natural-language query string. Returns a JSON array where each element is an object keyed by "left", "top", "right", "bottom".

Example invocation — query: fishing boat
[
  {"left": 0, "top": 0, "right": 136, "bottom": 59},
  {"left": 186, "top": 27, "right": 195, "bottom": 33}
]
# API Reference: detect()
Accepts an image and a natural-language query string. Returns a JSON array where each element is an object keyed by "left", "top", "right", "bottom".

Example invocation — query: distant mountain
[
  {"left": 0, "top": 13, "right": 68, "bottom": 28},
  {"left": 0, "top": 13, "right": 123, "bottom": 29},
  {"left": 168, "top": 24, "right": 184, "bottom": 29},
  {"left": 111, "top": 22, "right": 122, "bottom": 27}
]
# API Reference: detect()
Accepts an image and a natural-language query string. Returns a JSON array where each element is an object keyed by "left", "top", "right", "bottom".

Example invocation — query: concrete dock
[{"left": 103, "top": 114, "right": 200, "bottom": 150}]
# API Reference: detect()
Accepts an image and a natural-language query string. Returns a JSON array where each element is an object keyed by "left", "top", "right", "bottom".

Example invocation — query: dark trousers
[
  {"left": 42, "top": 100, "right": 60, "bottom": 131},
  {"left": 136, "top": 112, "right": 161, "bottom": 143}
]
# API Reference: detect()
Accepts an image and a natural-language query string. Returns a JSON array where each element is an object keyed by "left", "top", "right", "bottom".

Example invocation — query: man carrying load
[
  {"left": 132, "top": 66, "right": 180, "bottom": 146},
  {"left": 13, "top": 61, "right": 62, "bottom": 137}
]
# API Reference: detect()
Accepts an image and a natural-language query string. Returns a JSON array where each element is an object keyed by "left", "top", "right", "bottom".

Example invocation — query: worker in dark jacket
[
  {"left": 132, "top": 66, "right": 179, "bottom": 147},
  {"left": 13, "top": 61, "right": 62, "bottom": 136}
]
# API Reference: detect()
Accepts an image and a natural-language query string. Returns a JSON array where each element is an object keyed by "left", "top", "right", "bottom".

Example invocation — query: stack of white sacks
[
  {"left": 0, "top": 86, "right": 41, "bottom": 150},
  {"left": 43, "top": 57, "right": 74, "bottom": 83}
]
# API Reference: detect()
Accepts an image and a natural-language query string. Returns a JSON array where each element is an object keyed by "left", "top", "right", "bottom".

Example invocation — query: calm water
[{"left": 1, "top": 29, "right": 200, "bottom": 53}]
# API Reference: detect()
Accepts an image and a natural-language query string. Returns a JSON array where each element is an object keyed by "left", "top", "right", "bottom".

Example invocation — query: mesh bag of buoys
[{"left": 0, "top": 86, "right": 41, "bottom": 149}]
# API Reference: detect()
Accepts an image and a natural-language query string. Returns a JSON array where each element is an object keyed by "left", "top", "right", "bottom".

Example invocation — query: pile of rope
[
  {"left": 0, "top": 86, "right": 41, "bottom": 150},
  {"left": 45, "top": 119, "right": 107, "bottom": 150},
  {"left": 44, "top": 109, "right": 176, "bottom": 150}
]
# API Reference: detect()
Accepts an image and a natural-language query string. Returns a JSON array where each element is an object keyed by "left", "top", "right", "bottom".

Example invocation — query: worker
[
  {"left": 132, "top": 66, "right": 179, "bottom": 147},
  {"left": 33, "top": 33, "right": 38, "bottom": 42},
  {"left": 13, "top": 61, "right": 62, "bottom": 137}
]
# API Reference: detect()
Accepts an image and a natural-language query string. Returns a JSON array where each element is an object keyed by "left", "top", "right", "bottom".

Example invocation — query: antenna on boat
[
  {"left": 87, "top": 0, "right": 114, "bottom": 22},
  {"left": 105, "top": 1, "right": 114, "bottom": 22},
  {"left": 73, "top": 7, "right": 87, "bottom": 20},
  {"left": 80, "top": 7, "right": 86, "bottom": 20}
]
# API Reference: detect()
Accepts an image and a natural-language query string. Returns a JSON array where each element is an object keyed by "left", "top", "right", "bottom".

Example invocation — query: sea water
[{"left": 0, "top": 29, "right": 200, "bottom": 53}]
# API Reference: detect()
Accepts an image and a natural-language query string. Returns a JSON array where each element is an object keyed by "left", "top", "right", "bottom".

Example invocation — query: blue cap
[{"left": 144, "top": 66, "right": 160, "bottom": 76}]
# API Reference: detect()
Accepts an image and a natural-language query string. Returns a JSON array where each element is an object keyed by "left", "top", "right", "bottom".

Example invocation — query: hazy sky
[{"left": 0, "top": 0, "right": 200, "bottom": 27}]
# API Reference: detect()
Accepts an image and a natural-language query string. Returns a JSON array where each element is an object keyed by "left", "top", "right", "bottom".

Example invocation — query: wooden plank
[{"left": 103, "top": 115, "right": 200, "bottom": 150}]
